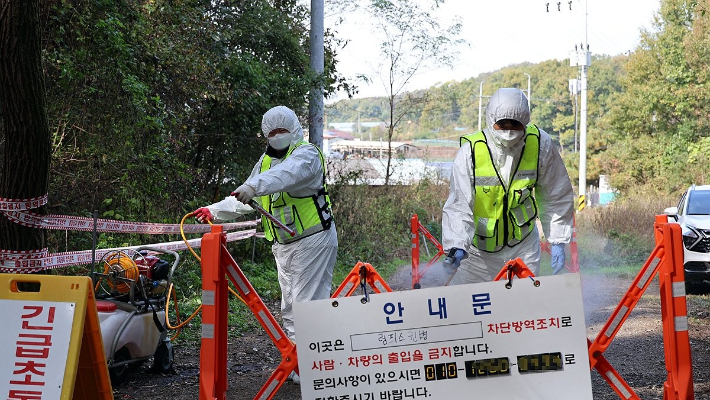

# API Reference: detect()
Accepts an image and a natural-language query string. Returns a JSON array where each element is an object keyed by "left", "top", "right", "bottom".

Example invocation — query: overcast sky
[{"left": 325, "top": 0, "right": 661, "bottom": 100}]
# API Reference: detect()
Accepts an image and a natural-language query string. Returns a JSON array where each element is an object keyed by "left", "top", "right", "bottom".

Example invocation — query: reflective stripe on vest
[
  {"left": 259, "top": 141, "right": 333, "bottom": 244},
  {"left": 460, "top": 125, "right": 541, "bottom": 252}
]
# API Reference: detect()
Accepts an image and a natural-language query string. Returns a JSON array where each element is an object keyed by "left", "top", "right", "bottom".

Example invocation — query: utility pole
[
  {"left": 577, "top": 0, "right": 590, "bottom": 204},
  {"left": 478, "top": 80, "right": 485, "bottom": 131},
  {"left": 555, "top": 0, "right": 590, "bottom": 207},
  {"left": 308, "top": 0, "right": 324, "bottom": 149},
  {"left": 568, "top": 78, "right": 579, "bottom": 152},
  {"left": 524, "top": 73, "right": 531, "bottom": 111}
]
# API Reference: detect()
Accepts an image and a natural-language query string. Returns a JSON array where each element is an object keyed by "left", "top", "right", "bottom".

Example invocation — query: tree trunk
[{"left": 0, "top": 0, "right": 50, "bottom": 252}]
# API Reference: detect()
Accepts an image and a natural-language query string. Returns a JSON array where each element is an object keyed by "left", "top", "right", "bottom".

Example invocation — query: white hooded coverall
[
  {"left": 205, "top": 106, "right": 338, "bottom": 340},
  {"left": 442, "top": 88, "right": 574, "bottom": 283}
]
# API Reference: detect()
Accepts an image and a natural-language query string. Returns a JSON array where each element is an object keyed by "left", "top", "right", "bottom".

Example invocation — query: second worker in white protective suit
[
  {"left": 441, "top": 88, "right": 574, "bottom": 283},
  {"left": 193, "top": 106, "right": 338, "bottom": 346}
]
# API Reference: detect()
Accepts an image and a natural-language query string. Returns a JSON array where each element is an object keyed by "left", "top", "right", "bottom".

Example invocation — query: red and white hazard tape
[
  {"left": 0, "top": 194, "right": 48, "bottom": 211},
  {"left": 0, "top": 230, "right": 265, "bottom": 273},
  {"left": 2, "top": 209, "right": 256, "bottom": 234},
  {"left": 0, "top": 194, "right": 255, "bottom": 233},
  {"left": 0, "top": 194, "right": 265, "bottom": 273}
]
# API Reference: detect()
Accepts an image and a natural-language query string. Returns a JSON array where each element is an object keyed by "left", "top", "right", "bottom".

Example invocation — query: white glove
[{"left": 231, "top": 184, "right": 256, "bottom": 204}]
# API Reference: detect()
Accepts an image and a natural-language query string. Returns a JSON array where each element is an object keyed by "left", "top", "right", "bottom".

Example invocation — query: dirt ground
[{"left": 111, "top": 263, "right": 710, "bottom": 400}]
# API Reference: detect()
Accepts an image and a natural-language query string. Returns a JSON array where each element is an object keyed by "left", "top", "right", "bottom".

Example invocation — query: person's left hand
[
  {"left": 442, "top": 248, "right": 467, "bottom": 275},
  {"left": 231, "top": 184, "right": 255, "bottom": 204}
]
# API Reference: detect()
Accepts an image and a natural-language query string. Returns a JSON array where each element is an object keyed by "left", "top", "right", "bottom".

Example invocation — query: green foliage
[
  {"left": 329, "top": 179, "right": 447, "bottom": 267},
  {"left": 600, "top": 0, "right": 710, "bottom": 190},
  {"left": 38, "top": 0, "right": 350, "bottom": 252}
]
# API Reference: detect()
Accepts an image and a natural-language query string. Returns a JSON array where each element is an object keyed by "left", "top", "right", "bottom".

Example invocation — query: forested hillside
[{"left": 328, "top": 0, "right": 710, "bottom": 194}]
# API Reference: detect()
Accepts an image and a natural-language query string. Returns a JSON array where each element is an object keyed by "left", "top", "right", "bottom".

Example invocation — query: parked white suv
[{"left": 664, "top": 184, "right": 710, "bottom": 292}]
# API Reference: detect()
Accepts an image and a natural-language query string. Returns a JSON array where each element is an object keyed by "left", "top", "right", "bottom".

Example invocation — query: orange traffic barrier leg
[
  {"left": 199, "top": 225, "right": 229, "bottom": 400},
  {"left": 587, "top": 338, "right": 640, "bottom": 400},
  {"left": 198, "top": 225, "right": 297, "bottom": 400},
  {"left": 221, "top": 245, "right": 297, "bottom": 400},
  {"left": 586, "top": 216, "right": 695, "bottom": 400},
  {"left": 411, "top": 215, "right": 421, "bottom": 289},
  {"left": 331, "top": 262, "right": 392, "bottom": 298},
  {"left": 410, "top": 214, "right": 445, "bottom": 289},
  {"left": 658, "top": 221, "right": 694, "bottom": 400}
]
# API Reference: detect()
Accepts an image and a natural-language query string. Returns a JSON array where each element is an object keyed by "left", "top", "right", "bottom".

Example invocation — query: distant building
[
  {"left": 598, "top": 175, "right": 617, "bottom": 205},
  {"left": 330, "top": 140, "right": 418, "bottom": 159},
  {"left": 323, "top": 129, "right": 354, "bottom": 157},
  {"left": 327, "top": 158, "right": 448, "bottom": 186},
  {"left": 328, "top": 121, "right": 385, "bottom": 133},
  {"left": 304, "top": 128, "right": 354, "bottom": 157}
]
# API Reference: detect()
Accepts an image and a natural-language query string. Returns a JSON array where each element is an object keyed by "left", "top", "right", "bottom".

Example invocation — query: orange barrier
[
  {"left": 586, "top": 215, "right": 694, "bottom": 400},
  {"left": 410, "top": 214, "right": 445, "bottom": 289},
  {"left": 492, "top": 257, "right": 539, "bottom": 283},
  {"left": 497, "top": 242, "right": 694, "bottom": 400},
  {"left": 199, "top": 225, "right": 229, "bottom": 400},
  {"left": 199, "top": 224, "right": 296, "bottom": 400},
  {"left": 540, "top": 216, "right": 579, "bottom": 273},
  {"left": 331, "top": 261, "right": 392, "bottom": 298},
  {"left": 199, "top": 225, "right": 392, "bottom": 400}
]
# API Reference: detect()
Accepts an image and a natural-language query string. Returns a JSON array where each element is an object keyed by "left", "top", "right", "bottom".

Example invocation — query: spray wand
[{"left": 248, "top": 200, "right": 296, "bottom": 237}]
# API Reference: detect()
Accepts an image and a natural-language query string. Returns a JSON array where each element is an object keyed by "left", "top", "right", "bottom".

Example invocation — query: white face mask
[
  {"left": 494, "top": 129, "right": 525, "bottom": 148},
  {"left": 268, "top": 134, "right": 291, "bottom": 150}
]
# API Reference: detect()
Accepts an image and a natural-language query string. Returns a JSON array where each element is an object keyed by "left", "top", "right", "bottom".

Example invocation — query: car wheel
[
  {"left": 151, "top": 341, "right": 174, "bottom": 374},
  {"left": 109, "top": 347, "right": 131, "bottom": 385}
]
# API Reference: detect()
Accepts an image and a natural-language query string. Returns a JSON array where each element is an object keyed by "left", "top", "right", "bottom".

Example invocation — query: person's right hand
[
  {"left": 193, "top": 207, "right": 213, "bottom": 223},
  {"left": 231, "top": 184, "right": 256, "bottom": 205}
]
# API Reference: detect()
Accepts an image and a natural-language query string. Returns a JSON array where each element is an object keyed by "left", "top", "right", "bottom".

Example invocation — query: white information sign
[
  {"left": 294, "top": 273, "right": 592, "bottom": 400},
  {"left": 0, "top": 300, "right": 75, "bottom": 399}
]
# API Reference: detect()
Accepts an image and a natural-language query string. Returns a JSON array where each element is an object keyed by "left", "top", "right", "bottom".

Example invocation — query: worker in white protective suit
[
  {"left": 441, "top": 88, "right": 574, "bottom": 283},
  {"left": 193, "top": 106, "right": 337, "bottom": 383}
]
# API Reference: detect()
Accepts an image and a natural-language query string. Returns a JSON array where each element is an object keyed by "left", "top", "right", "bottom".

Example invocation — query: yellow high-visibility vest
[
  {"left": 259, "top": 141, "right": 333, "bottom": 244},
  {"left": 460, "top": 125, "right": 541, "bottom": 252}
]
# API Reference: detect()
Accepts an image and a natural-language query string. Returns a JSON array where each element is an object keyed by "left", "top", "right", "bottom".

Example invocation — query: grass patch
[{"left": 686, "top": 293, "right": 710, "bottom": 325}]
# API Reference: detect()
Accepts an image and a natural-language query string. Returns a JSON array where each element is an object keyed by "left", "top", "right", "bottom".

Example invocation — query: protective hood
[
  {"left": 485, "top": 88, "right": 530, "bottom": 148},
  {"left": 261, "top": 106, "right": 305, "bottom": 149}
]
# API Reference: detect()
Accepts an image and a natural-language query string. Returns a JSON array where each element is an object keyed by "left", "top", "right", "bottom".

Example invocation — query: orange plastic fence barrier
[
  {"left": 331, "top": 261, "right": 392, "bottom": 298},
  {"left": 198, "top": 224, "right": 393, "bottom": 400},
  {"left": 410, "top": 214, "right": 445, "bottom": 289},
  {"left": 586, "top": 215, "right": 694, "bottom": 400},
  {"left": 199, "top": 225, "right": 229, "bottom": 400},
  {"left": 199, "top": 224, "right": 296, "bottom": 400},
  {"left": 497, "top": 244, "right": 694, "bottom": 400}
]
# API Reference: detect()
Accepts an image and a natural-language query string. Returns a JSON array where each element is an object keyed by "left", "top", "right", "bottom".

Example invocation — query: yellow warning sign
[
  {"left": 577, "top": 195, "right": 586, "bottom": 211},
  {"left": 0, "top": 274, "right": 112, "bottom": 400}
]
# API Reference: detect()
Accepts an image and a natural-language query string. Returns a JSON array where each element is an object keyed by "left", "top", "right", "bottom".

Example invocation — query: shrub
[{"left": 576, "top": 189, "right": 677, "bottom": 269}]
